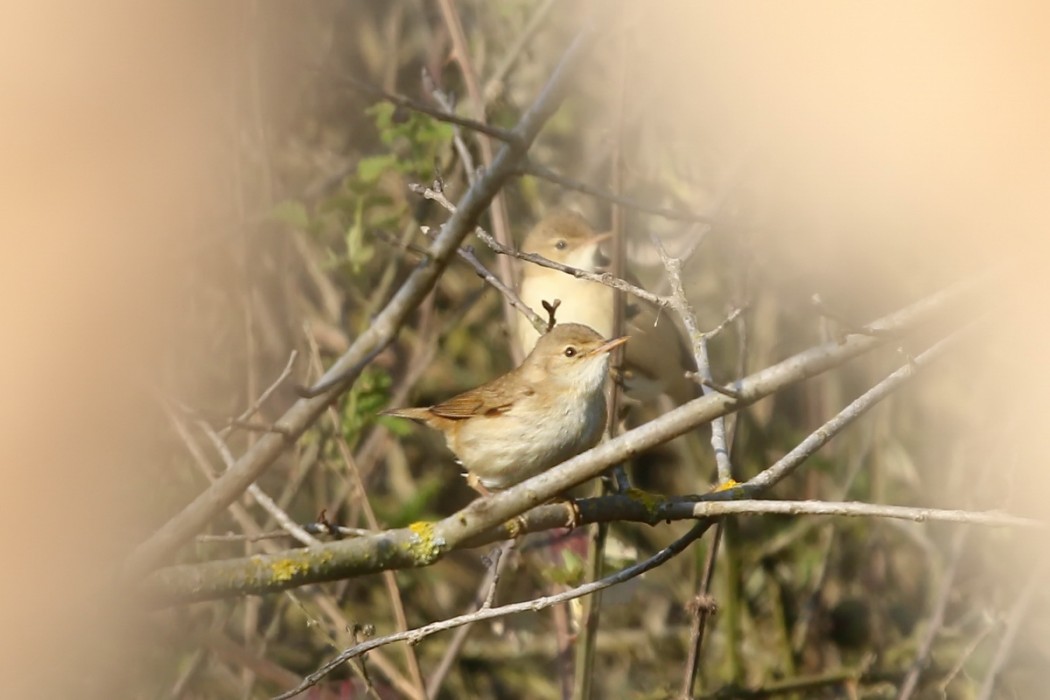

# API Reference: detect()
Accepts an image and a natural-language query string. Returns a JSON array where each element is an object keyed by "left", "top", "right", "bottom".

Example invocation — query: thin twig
[
  {"left": 272, "top": 522, "right": 712, "bottom": 699},
  {"left": 427, "top": 74, "right": 477, "bottom": 183},
  {"left": 411, "top": 183, "right": 675, "bottom": 309},
  {"left": 656, "top": 225, "right": 734, "bottom": 699},
  {"left": 195, "top": 523, "right": 373, "bottom": 544},
  {"left": 897, "top": 527, "right": 970, "bottom": 700},
  {"left": 681, "top": 524, "right": 724, "bottom": 698},
  {"left": 573, "top": 41, "right": 630, "bottom": 699},
  {"left": 976, "top": 557, "right": 1047, "bottom": 700},
  {"left": 518, "top": 159, "right": 711, "bottom": 224},
  {"left": 937, "top": 616, "right": 999, "bottom": 695},
  {"left": 220, "top": 350, "right": 299, "bottom": 437},
  {"left": 425, "top": 540, "right": 515, "bottom": 698},
  {"left": 417, "top": 223, "right": 546, "bottom": 334},
  {"left": 482, "top": 0, "right": 558, "bottom": 103},
  {"left": 334, "top": 74, "right": 518, "bottom": 143},
  {"left": 652, "top": 235, "right": 734, "bottom": 484}
]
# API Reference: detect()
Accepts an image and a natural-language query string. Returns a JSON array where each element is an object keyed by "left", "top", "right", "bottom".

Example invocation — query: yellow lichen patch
[
  {"left": 504, "top": 517, "right": 524, "bottom": 539},
  {"left": 406, "top": 521, "right": 445, "bottom": 565},
  {"left": 711, "top": 478, "right": 741, "bottom": 493},
  {"left": 270, "top": 557, "right": 308, "bottom": 582},
  {"left": 625, "top": 488, "right": 665, "bottom": 517},
  {"left": 625, "top": 487, "right": 664, "bottom": 509}
]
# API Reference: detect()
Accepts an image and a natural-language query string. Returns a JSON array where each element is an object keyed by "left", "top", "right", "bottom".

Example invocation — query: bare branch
[
  {"left": 897, "top": 528, "right": 969, "bottom": 700},
  {"left": 424, "top": 541, "right": 515, "bottom": 699},
  {"left": 977, "top": 558, "right": 1047, "bottom": 700},
  {"left": 652, "top": 234, "right": 734, "bottom": 483},
  {"left": 436, "top": 0, "right": 521, "bottom": 362},
  {"left": 417, "top": 222, "right": 547, "bottom": 334},
  {"left": 517, "top": 159, "right": 712, "bottom": 224},
  {"left": 334, "top": 74, "right": 518, "bottom": 143}
]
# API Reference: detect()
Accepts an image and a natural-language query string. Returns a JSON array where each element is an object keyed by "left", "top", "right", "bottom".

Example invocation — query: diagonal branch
[
  {"left": 123, "top": 25, "right": 596, "bottom": 578},
  {"left": 411, "top": 183, "right": 675, "bottom": 309},
  {"left": 272, "top": 521, "right": 713, "bottom": 699}
]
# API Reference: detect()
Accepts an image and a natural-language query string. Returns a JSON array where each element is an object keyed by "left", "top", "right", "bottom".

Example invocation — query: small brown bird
[
  {"left": 382, "top": 323, "right": 628, "bottom": 491},
  {"left": 515, "top": 210, "right": 696, "bottom": 405}
]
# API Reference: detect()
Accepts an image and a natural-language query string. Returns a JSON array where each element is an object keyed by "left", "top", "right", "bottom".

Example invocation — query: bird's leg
[{"left": 465, "top": 472, "right": 493, "bottom": 497}]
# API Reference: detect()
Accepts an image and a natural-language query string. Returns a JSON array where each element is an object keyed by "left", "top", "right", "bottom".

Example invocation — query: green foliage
[
  {"left": 380, "top": 475, "right": 445, "bottom": 527},
  {"left": 354, "top": 101, "right": 455, "bottom": 188},
  {"left": 344, "top": 197, "right": 375, "bottom": 273},
  {"left": 340, "top": 367, "right": 392, "bottom": 447},
  {"left": 541, "top": 548, "right": 586, "bottom": 587},
  {"left": 268, "top": 199, "right": 310, "bottom": 230}
]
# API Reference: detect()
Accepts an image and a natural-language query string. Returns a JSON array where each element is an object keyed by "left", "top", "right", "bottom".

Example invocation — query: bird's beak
[
  {"left": 591, "top": 231, "right": 613, "bottom": 244},
  {"left": 591, "top": 335, "right": 630, "bottom": 355}
]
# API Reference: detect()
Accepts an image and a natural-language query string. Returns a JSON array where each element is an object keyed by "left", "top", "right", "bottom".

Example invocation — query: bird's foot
[
  {"left": 550, "top": 496, "right": 582, "bottom": 529},
  {"left": 465, "top": 472, "right": 493, "bottom": 497}
]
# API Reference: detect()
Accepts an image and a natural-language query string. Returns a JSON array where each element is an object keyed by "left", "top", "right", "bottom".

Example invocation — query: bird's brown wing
[{"left": 428, "top": 374, "right": 535, "bottom": 420}]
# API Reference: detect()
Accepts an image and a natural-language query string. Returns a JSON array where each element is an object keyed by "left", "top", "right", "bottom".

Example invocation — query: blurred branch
[
  {"left": 417, "top": 220, "right": 547, "bottom": 334},
  {"left": 425, "top": 541, "right": 514, "bottom": 699},
  {"left": 517, "top": 159, "right": 712, "bottom": 224},
  {"left": 124, "top": 25, "right": 596, "bottom": 577},
  {"left": 427, "top": 74, "right": 478, "bottom": 182},
  {"left": 314, "top": 353, "right": 428, "bottom": 699},
  {"left": 897, "top": 528, "right": 969, "bottom": 700},
  {"left": 335, "top": 74, "right": 518, "bottom": 143},
  {"left": 977, "top": 557, "right": 1047, "bottom": 700},
  {"left": 482, "top": 0, "right": 557, "bottom": 103},
  {"left": 436, "top": 0, "right": 521, "bottom": 362}
]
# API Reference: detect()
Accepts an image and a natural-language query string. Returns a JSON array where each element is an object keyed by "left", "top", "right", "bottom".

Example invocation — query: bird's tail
[{"left": 379, "top": 407, "right": 432, "bottom": 422}]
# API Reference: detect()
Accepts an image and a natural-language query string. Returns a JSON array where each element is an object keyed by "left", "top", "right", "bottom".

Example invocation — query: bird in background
[
  {"left": 382, "top": 323, "right": 628, "bottom": 492},
  {"left": 515, "top": 209, "right": 697, "bottom": 406}
]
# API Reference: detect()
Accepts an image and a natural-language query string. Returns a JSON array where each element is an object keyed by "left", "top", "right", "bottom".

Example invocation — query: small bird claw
[
  {"left": 465, "top": 472, "right": 493, "bottom": 497},
  {"left": 562, "top": 498, "right": 582, "bottom": 529}
]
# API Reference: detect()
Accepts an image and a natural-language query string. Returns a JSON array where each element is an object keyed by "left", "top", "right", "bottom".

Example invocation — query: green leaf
[
  {"left": 345, "top": 199, "right": 375, "bottom": 273},
  {"left": 269, "top": 199, "right": 309, "bottom": 230},
  {"left": 543, "top": 549, "right": 586, "bottom": 586},
  {"left": 356, "top": 154, "right": 397, "bottom": 184}
]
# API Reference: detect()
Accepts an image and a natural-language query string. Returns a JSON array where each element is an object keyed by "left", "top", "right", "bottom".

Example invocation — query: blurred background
[{"left": 1, "top": 1, "right": 1047, "bottom": 697}]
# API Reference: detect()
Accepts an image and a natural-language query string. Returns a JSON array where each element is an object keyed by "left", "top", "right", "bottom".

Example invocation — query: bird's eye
[
  {"left": 563, "top": 346, "right": 577, "bottom": 357},
  {"left": 554, "top": 240, "right": 567, "bottom": 250}
]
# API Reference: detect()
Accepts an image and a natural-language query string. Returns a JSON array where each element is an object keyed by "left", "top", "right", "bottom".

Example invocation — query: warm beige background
[{"left": 0, "top": 2, "right": 1046, "bottom": 695}]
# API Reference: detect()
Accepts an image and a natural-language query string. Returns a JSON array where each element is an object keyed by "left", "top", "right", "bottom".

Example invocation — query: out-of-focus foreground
[{"left": 1, "top": 2, "right": 1048, "bottom": 698}]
